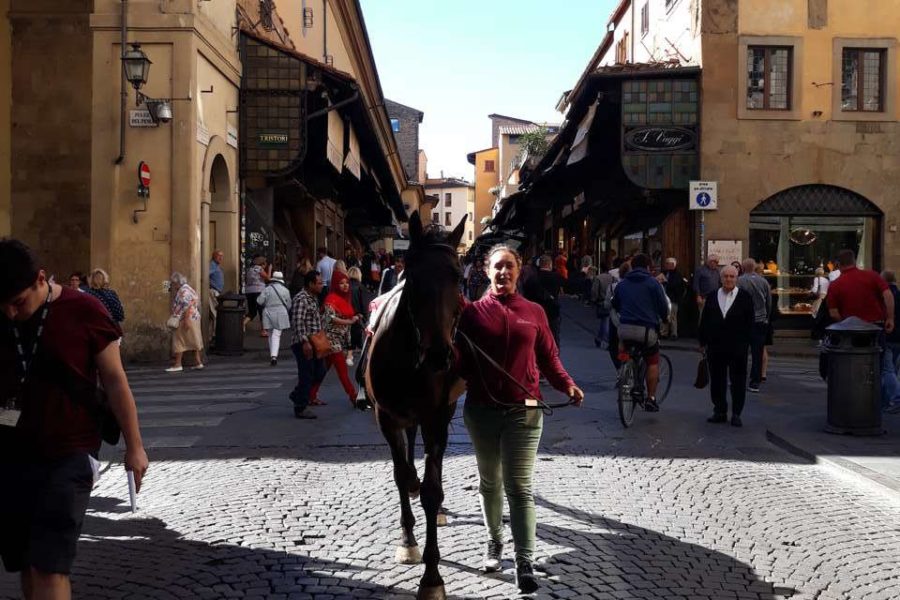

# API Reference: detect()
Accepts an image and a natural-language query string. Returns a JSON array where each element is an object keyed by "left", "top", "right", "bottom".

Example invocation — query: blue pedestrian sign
[{"left": 689, "top": 181, "right": 718, "bottom": 210}]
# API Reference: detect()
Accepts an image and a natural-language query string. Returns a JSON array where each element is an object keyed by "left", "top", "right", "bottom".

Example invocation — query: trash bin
[
  {"left": 822, "top": 317, "right": 883, "bottom": 435},
  {"left": 214, "top": 292, "right": 246, "bottom": 356}
]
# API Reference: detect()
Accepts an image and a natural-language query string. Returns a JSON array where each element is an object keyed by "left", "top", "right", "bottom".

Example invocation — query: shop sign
[
  {"left": 707, "top": 240, "right": 743, "bottom": 266},
  {"left": 258, "top": 132, "right": 289, "bottom": 147},
  {"left": 625, "top": 127, "right": 696, "bottom": 152},
  {"left": 129, "top": 109, "right": 156, "bottom": 127},
  {"left": 689, "top": 180, "right": 718, "bottom": 210}
]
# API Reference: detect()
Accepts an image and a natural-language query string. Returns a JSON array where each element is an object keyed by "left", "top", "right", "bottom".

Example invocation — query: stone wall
[
  {"left": 385, "top": 99, "right": 422, "bottom": 183},
  {"left": 10, "top": 0, "right": 93, "bottom": 277}
]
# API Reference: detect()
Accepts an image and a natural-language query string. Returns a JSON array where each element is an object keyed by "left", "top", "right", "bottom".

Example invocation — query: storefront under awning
[{"left": 515, "top": 65, "right": 701, "bottom": 269}]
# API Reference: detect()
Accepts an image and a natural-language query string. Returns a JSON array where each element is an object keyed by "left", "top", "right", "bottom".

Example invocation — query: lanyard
[{"left": 11, "top": 285, "right": 52, "bottom": 390}]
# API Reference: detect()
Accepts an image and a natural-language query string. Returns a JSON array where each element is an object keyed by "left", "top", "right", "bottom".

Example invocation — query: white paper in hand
[{"left": 127, "top": 470, "right": 138, "bottom": 512}]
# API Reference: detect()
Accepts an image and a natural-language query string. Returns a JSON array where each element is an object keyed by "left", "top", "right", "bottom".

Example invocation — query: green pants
[{"left": 464, "top": 403, "right": 544, "bottom": 563}]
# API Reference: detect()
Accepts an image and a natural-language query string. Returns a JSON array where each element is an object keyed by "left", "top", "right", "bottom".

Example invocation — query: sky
[{"left": 361, "top": 0, "right": 619, "bottom": 181}]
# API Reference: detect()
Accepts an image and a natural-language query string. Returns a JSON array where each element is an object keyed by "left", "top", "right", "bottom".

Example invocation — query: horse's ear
[
  {"left": 448, "top": 213, "right": 467, "bottom": 249},
  {"left": 409, "top": 211, "right": 424, "bottom": 246}
]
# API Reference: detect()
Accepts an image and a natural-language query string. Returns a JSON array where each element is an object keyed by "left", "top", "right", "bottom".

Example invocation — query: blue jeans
[
  {"left": 290, "top": 343, "right": 326, "bottom": 411},
  {"left": 881, "top": 343, "right": 900, "bottom": 408}
]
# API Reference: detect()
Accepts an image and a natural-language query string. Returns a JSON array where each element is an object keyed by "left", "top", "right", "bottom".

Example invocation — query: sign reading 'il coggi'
[{"left": 624, "top": 127, "right": 696, "bottom": 152}]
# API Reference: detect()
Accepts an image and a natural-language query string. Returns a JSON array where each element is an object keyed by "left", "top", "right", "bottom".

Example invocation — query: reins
[{"left": 457, "top": 330, "right": 576, "bottom": 416}]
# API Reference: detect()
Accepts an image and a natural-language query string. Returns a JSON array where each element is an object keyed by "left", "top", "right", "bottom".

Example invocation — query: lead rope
[{"left": 457, "top": 330, "right": 574, "bottom": 416}]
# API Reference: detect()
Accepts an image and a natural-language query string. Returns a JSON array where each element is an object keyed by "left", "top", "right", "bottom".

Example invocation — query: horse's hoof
[
  {"left": 395, "top": 545, "right": 422, "bottom": 564},
  {"left": 408, "top": 489, "right": 420, "bottom": 500},
  {"left": 436, "top": 512, "right": 449, "bottom": 527},
  {"left": 416, "top": 584, "right": 446, "bottom": 600}
]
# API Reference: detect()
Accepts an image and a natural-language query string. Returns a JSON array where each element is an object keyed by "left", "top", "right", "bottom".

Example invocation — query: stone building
[
  {"left": 0, "top": 0, "right": 413, "bottom": 357},
  {"left": 385, "top": 99, "right": 424, "bottom": 184},
  {"left": 503, "top": 0, "right": 900, "bottom": 329}
]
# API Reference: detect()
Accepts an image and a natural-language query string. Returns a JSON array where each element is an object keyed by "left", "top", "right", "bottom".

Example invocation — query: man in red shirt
[
  {"left": 827, "top": 249, "right": 900, "bottom": 413},
  {"left": 0, "top": 239, "right": 149, "bottom": 599}
]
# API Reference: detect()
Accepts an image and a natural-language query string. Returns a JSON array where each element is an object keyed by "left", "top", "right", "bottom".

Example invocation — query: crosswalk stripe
[
  {"left": 129, "top": 382, "right": 285, "bottom": 393},
  {"left": 137, "top": 402, "right": 259, "bottom": 414},
  {"left": 122, "top": 358, "right": 292, "bottom": 448},
  {"left": 139, "top": 416, "right": 226, "bottom": 428}
]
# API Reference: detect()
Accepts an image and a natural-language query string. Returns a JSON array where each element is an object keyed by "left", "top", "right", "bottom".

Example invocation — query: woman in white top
[
  {"left": 257, "top": 271, "right": 292, "bottom": 366},
  {"left": 810, "top": 267, "right": 829, "bottom": 317}
]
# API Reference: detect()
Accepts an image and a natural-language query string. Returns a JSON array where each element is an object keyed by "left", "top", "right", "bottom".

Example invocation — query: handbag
[
  {"left": 308, "top": 330, "right": 332, "bottom": 357},
  {"left": 694, "top": 353, "right": 710, "bottom": 389},
  {"left": 166, "top": 315, "right": 181, "bottom": 330}
]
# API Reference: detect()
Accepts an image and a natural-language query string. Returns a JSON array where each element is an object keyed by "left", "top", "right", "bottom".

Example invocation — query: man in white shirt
[{"left": 316, "top": 247, "right": 336, "bottom": 295}]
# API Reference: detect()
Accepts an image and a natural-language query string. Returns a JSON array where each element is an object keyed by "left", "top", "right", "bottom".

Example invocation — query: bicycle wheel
[
  {"left": 655, "top": 353, "right": 673, "bottom": 404},
  {"left": 617, "top": 359, "right": 638, "bottom": 427}
]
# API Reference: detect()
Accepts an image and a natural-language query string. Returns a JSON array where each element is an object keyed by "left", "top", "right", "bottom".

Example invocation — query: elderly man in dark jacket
[{"left": 699, "top": 264, "right": 755, "bottom": 427}]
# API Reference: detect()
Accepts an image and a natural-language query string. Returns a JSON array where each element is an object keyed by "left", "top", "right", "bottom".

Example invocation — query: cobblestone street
[{"left": 2, "top": 307, "right": 899, "bottom": 599}]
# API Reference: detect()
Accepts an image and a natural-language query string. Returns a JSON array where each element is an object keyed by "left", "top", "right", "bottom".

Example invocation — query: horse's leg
[
  {"left": 406, "top": 425, "right": 421, "bottom": 499},
  {"left": 416, "top": 414, "right": 451, "bottom": 600},
  {"left": 380, "top": 415, "right": 420, "bottom": 564}
]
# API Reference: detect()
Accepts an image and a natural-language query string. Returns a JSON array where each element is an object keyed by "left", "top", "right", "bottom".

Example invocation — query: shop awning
[{"left": 239, "top": 29, "right": 407, "bottom": 224}]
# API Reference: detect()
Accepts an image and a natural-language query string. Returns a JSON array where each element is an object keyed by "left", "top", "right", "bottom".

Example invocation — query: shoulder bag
[{"left": 308, "top": 330, "right": 332, "bottom": 357}]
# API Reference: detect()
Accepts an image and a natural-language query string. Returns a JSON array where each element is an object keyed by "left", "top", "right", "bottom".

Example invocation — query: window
[
  {"left": 616, "top": 32, "right": 630, "bottom": 64},
  {"left": 469, "top": 231, "right": 473, "bottom": 241},
  {"left": 747, "top": 46, "right": 792, "bottom": 110},
  {"left": 842, "top": 48, "right": 885, "bottom": 112},
  {"left": 641, "top": 2, "right": 649, "bottom": 37},
  {"left": 390, "top": 118, "right": 400, "bottom": 133},
  {"left": 444, "top": 192, "right": 452, "bottom": 206},
  {"left": 445, "top": 212, "right": 452, "bottom": 226},
  {"left": 484, "top": 160, "right": 495, "bottom": 173},
  {"left": 432, "top": 212, "right": 439, "bottom": 224},
  {"left": 468, "top": 212, "right": 473, "bottom": 223}
]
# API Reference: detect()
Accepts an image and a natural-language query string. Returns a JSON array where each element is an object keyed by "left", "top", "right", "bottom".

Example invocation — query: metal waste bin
[
  {"left": 822, "top": 317, "right": 883, "bottom": 435},
  {"left": 214, "top": 292, "right": 246, "bottom": 356}
]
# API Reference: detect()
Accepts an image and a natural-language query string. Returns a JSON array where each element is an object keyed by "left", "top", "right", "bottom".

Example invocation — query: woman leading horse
[{"left": 457, "top": 244, "right": 584, "bottom": 594}]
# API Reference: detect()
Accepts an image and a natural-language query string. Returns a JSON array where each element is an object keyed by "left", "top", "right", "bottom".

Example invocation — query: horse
[{"left": 364, "top": 211, "right": 467, "bottom": 600}]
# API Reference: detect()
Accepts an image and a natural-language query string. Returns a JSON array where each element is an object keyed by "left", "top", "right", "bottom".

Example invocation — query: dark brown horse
[{"left": 364, "top": 212, "right": 467, "bottom": 600}]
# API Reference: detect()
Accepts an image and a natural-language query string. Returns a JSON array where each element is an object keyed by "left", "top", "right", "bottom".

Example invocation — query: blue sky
[{"left": 361, "top": 0, "right": 619, "bottom": 180}]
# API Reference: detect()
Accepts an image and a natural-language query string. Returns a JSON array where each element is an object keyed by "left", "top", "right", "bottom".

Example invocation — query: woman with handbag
[
  {"left": 257, "top": 271, "right": 292, "bottom": 366},
  {"left": 310, "top": 271, "right": 360, "bottom": 407},
  {"left": 166, "top": 272, "right": 203, "bottom": 372}
]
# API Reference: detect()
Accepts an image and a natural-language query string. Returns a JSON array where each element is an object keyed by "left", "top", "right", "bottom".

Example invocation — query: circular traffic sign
[
  {"left": 696, "top": 192, "right": 711, "bottom": 207},
  {"left": 138, "top": 161, "right": 151, "bottom": 188}
]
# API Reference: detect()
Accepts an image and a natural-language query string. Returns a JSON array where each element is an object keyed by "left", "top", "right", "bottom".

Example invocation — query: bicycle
[{"left": 616, "top": 341, "right": 673, "bottom": 427}]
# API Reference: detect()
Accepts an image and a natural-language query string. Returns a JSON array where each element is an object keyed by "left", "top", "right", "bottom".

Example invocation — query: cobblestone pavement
[{"left": 2, "top": 312, "right": 900, "bottom": 599}]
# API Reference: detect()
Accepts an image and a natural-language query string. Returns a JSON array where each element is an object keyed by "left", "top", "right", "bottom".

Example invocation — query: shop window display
[{"left": 749, "top": 215, "right": 876, "bottom": 316}]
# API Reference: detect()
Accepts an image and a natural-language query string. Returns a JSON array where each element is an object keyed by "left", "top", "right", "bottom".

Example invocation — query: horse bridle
[{"left": 402, "top": 242, "right": 462, "bottom": 371}]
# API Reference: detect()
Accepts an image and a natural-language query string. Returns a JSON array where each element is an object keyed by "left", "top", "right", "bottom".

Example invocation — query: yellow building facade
[
  {"left": 470, "top": 147, "right": 499, "bottom": 235},
  {"left": 700, "top": 0, "right": 900, "bottom": 319}
]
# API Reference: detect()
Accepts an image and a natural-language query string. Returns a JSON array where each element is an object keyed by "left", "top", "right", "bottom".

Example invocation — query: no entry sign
[{"left": 138, "top": 161, "right": 151, "bottom": 188}]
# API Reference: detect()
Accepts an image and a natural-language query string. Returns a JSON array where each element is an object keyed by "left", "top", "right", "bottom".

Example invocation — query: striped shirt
[{"left": 291, "top": 290, "right": 323, "bottom": 345}]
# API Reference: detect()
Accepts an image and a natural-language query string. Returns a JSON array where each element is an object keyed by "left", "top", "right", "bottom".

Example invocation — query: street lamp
[{"left": 122, "top": 43, "right": 151, "bottom": 91}]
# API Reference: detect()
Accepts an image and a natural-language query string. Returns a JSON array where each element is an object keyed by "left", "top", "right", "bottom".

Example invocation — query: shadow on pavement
[{"left": 533, "top": 495, "right": 787, "bottom": 598}]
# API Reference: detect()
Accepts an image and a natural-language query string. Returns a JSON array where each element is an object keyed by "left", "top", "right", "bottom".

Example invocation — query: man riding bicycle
[{"left": 611, "top": 254, "right": 670, "bottom": 411}]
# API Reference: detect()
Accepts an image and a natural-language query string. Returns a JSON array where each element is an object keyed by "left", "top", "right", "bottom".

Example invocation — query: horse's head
[{"left": 401, "top": 211, "right": 467, "bottom": 371}]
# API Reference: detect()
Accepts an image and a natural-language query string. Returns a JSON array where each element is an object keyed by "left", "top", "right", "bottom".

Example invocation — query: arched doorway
[
  {"left": 200, "top": 142, "right": 237, "bottom": 344},
  {"left": 749, "top": 184, "right": 882, "bottom": 322}
]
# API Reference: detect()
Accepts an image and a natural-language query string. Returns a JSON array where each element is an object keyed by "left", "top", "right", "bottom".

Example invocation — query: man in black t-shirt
[
  {"left": 521, "top": 255, "right": 564, "bottom": 348},
  {"left": 0, "top": 239, "right": 149, "bottom": 599}
]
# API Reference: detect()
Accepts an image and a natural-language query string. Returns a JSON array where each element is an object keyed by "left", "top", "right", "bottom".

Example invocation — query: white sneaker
[{"left": 165, "top": 366, "right": 183, "bottom": 373}]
